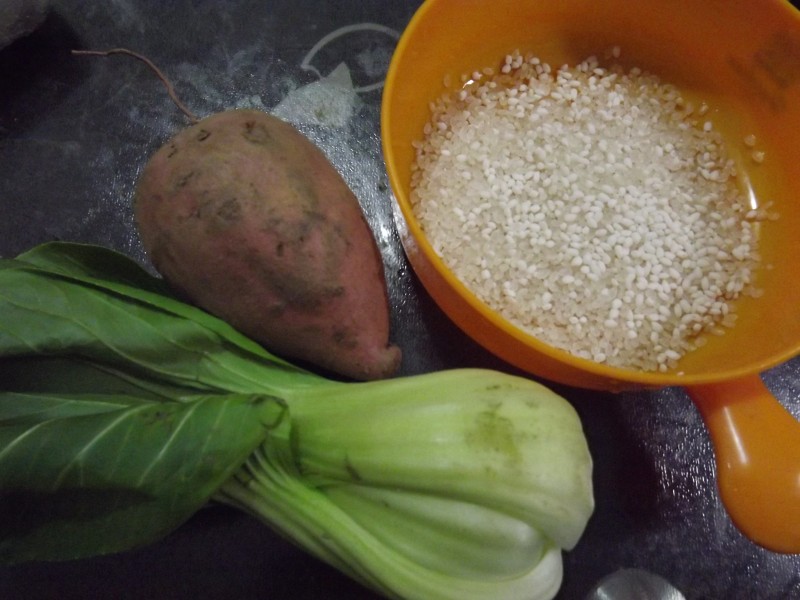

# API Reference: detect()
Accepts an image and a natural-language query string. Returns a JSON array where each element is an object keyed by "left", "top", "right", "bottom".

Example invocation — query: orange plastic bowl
[{"left": 382, "top": 0, "right": 800, "bottom": 553}]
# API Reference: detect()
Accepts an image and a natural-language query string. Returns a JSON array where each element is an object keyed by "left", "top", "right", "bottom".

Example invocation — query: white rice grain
[{"left": 410, "top": 50, "right": 768, "bottom": 372}]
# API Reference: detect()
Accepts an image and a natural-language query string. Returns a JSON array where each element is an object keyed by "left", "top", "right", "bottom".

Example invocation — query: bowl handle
[{"left": 687, "top": 375, "right": 800, "bottom": 553}]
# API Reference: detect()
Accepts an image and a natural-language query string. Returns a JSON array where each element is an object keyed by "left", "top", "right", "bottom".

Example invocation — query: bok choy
[{"left": 0, "top": 242, "right": 593, "bottom": 600}]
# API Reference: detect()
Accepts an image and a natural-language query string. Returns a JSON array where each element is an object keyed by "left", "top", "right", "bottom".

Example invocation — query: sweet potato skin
[{"left": 134, "top": 109, "right": 400, "bottom": 380}]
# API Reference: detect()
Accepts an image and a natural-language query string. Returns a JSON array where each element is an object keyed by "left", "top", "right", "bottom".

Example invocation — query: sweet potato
[{"left": 134, "top": 108, "right": 401, "bottom": 380}]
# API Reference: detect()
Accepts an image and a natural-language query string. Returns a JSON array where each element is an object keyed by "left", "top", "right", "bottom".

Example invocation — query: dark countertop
[{"left": 1, "top": 2, "right": 799, "bottom": 599}]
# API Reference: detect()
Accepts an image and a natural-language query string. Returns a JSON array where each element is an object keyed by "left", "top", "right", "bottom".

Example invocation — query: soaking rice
[{"left": 410, "top": 50, "right": 772, "bottom": 372}]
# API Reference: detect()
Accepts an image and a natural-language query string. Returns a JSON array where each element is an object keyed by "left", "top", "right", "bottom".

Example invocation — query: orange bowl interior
[{"left": 382, "top": 0, "right": 800, "bottom": 391}]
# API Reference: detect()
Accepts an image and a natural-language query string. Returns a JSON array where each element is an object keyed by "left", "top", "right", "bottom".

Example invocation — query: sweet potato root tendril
[{"left": 71, "top": 48, "right": 200, "bottom": 125}]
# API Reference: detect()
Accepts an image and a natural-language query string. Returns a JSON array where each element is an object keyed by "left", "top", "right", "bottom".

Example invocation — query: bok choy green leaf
[{"left": 0, "top": 242, "right": 593, "bottom": 600}]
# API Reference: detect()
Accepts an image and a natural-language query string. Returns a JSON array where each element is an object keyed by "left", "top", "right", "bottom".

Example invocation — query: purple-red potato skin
[{"left": 134, "top": 109, "right": 401, "bottom": 380}]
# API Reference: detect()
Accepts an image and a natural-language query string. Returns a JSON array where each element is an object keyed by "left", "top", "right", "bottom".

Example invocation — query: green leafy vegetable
[{"left": 0, "top": 242, "right": 593, "bottom": 600}]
